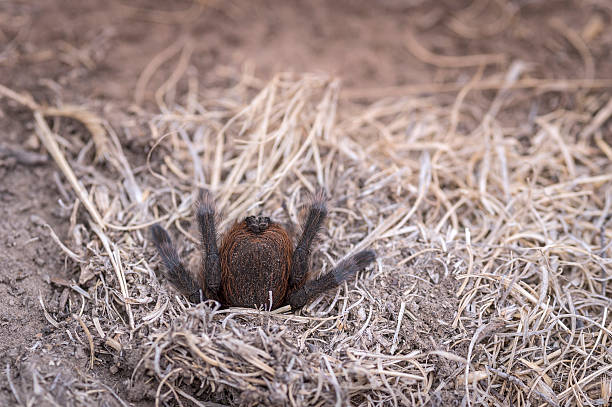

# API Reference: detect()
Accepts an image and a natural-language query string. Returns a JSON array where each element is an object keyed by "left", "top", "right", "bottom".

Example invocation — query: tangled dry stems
[{"left": 2, "top": 63, "right": 612, "bottom": 406}]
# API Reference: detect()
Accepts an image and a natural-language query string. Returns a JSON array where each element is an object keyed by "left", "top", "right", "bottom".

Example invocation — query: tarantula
[{"left": 150, "top": 190, "right": 375, "bottom": 310}]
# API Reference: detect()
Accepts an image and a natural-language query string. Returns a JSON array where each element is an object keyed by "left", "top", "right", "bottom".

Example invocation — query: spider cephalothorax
[{"left": 151, "top": 190, "right": 375, "bottom": 310}]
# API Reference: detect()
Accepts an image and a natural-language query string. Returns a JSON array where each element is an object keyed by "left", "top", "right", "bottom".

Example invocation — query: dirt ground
[{"left": 1, "top": 0, "right": 611, "bottom": 406}]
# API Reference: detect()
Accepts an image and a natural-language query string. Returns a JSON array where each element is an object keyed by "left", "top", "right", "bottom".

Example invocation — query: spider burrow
[{"left": 150, "top": 190, "right": 376, "bottom": 310}]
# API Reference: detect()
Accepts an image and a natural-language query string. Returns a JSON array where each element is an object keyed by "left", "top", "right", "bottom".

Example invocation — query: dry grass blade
[
  {"left": 38, "top": 293, "right": 60, "bottom": 329},
  {"left": 34, "top": 112, "right": 106, "bottom": 229},
  {"left": 42, "top": 105, "right": 111, "bottom": 161},
  {"left": 43, "top": 223, "right": 84, "bottom": 263},
  {"left": 5, "top": 364, "right": 21, "bottom": 406},
  {"left": 0, "top": 83, "right": 112, "bottom": 159},
  {"left": 74, "top": 314, "right": 95, "bottom": 370},
  {"left": 405, "top": 29, "right": 506, "bottom": 68},
  {"left": 343, "top": 77, "right": 612, "bottom": 99}
]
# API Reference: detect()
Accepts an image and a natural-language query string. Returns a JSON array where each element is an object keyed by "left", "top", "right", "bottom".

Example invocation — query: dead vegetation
[
  {"left": 1, "top": 2, "right": 612, "bottom": 406},
  {"left": 3, "top": 63, "right": 611, "bottom": 405}
]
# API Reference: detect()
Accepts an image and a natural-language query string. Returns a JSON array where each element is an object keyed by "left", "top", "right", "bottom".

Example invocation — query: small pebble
[{"left": 24, "top": 134, "right": 40, "bottom": 150}]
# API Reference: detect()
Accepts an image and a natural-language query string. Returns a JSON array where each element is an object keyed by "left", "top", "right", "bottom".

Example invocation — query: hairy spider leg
[
  {"left": 197, "top": 190, "right": 222, "bottom": 300},
  {"left": 287, "top": 250, "right": 376, "bottom": 309},
  {"left": 151, "top": 224, "right": 202, "bottom": 303},
  {"left": 288, "top": 189, "right": 328, "bottom": 289}
]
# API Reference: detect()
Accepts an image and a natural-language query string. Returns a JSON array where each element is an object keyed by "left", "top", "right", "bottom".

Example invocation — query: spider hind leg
[
  {"left": 287, "top": 249, "right": 376, "bottom": 310},
  {"left": 151, "top": 224, "right": 202, "bottom": 303},
  {"left": 196, "top": 189, "right": 222, "bottom": 300}
]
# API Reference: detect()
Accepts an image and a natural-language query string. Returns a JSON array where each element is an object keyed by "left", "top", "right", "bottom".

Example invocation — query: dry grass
[{"left": 2, "top": 60, "right": 612, "bottom": 406}]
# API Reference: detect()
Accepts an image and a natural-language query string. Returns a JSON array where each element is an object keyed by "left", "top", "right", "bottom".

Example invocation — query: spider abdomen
[{"left": 219, "top": 220, "right": 292, "bottom": 308}]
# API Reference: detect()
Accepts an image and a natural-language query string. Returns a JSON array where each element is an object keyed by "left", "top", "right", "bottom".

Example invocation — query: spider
[{"left": 150, "top": 190, "right": 375, "bottom": 310}]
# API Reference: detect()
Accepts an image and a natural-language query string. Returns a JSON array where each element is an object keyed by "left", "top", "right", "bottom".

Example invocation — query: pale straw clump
[{"left": 2, "top": 64, "right": 611, "bottom": 406}]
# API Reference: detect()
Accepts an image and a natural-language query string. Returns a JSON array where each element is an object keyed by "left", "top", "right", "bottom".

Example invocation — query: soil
[{"left": 1, "top": 0, "right": 610, "bottom": 405}]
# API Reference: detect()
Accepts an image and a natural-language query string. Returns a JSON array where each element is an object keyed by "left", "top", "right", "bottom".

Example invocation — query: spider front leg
[
  {"left": 151, "top": 224, "right": 202, "bottom": 303},
  {"left": 197, "top": 190, "right": 222, "bottom": 301},
  {"left": 288, "top": 190, "right": 328, "bottom": 289},
  {"left": 288, "top": 250, "right": 376, "bottom": 309}
]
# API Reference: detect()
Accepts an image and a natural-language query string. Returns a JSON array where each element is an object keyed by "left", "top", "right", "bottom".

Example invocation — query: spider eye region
[{"left": 245, "top": 216, "right": 271, "bottom": 234}]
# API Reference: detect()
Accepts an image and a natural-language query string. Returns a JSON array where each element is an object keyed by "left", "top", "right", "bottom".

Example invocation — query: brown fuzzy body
[{"left": 219, "top": 221, "right": 292, "bottom": 308}]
